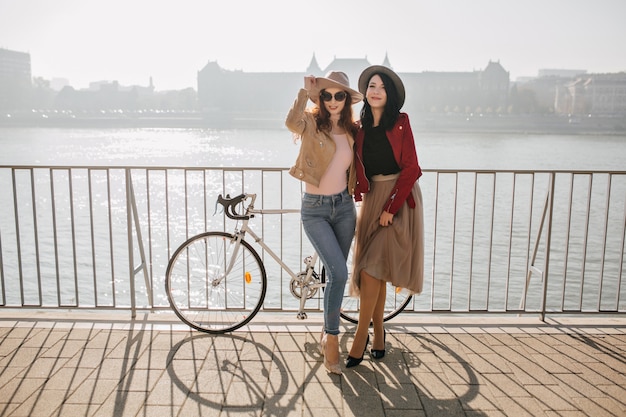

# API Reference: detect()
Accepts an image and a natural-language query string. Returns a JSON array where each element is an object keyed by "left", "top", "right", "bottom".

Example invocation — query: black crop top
[{"left": 362, "top": 126, "right": 400, "bottom": 178}]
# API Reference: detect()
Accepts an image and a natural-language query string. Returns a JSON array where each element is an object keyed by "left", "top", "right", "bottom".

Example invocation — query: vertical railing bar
[
  {"left": 617, "top": 185, "right": 626, "bottom": 308},
  {"left": 50, "top": 168, "right": 61, "bottom": 307},
  {"left": 128, "top": 171, "right": 152, "bottom": 308},
  {"left": 468, "top": 172, "right": 477, "bottom": 311},
  {"left": 106, "top": 169, "right": 116, "bottom": 307},
  {"left": 203, "top": 170, "right": 210, "bottom": 309},
  {"left": 12, "top": 169, "right": 25, "bottom": 306},
  {"left": 431, "top": 172, "right": 440, "bottom": 308},
  {"left": 220, "top": 170, "right": 226, "bottom": 233},
  {"left": 221, "top": 171, "right": 226, "bottom": 309},
  {"left": 30, "top": 169, "right": 42, "bottom": 306},
  {"left": 0, "top": 222, "right": 5, "bottom": 305},
  {"left": 68, "top": 169, "right": 79, "bottom": 307},
  {"left": 450, "top": 172, "right": 458, "bottom": 311},
  {"left": 281, "top": 170, "right": 287, "bottom": 310},
  {"left": 280, "top": 170, "right": 285, "bottom": 309},
  {"left": 597, "top": 174, "right": 611, "bottom": 311},
  {"left": 88, "top": 169, "right": 98, "bottom": 307},
  {"left": 165, "top": 170, "right": 171, "bottom": 258},
  {"left": 184, "top": 169, "right": 190, "bottom": 307},
  {"left": 300, "top": 178, "right": 308, "bottom": 309},
  {"left": 280, "top": 170, "right": 287, "bottom": 309},
  {"left": 125, "top": 169, "right": 136, "bottom": 316},
  {"left": 486, "top": 173, "right": 496, "bottom": 311},
  {"left": 146, "top": 169, "right": 154, "bottom": 298},
  {"left": 184, "top": 169, "right": 189, "bottom": 241},
  {"left": 539, "top": 173, "right": 556, "bottom": 321},
  {"left": 528, "top": 173, "right": 537, "bottom": 310},
  {"left": 201, "top": 169, "right": 209, "bottom": 310},
  {"left": 520, "top": 173, "right": 540, "bottom": 311},
  {"left": 505, "top": 173, "right": 517, "bottom": 310},
  {"left": 245, "top": 169, "right": 251, "bottom": 311},
  {"left": 203, "top": 169, "right": 208, "bottom": 235},
  {"left": 528, "top": 172, "right": 536, "bottom": 282},
  {"left": 579, "top": 174, "right": 593, "bottom": 310},
  {"left": 560, "top": 173, "right": 575, "bottom": 310}
]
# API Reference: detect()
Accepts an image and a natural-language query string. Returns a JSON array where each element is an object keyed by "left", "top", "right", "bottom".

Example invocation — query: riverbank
[{"left": 1, "top": 111, "right": 625, "bottom": 135}]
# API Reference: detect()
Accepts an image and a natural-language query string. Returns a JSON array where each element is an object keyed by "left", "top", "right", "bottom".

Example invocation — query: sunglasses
[{"left": 320, "top": 90, "right": 347, "bottom": 102}]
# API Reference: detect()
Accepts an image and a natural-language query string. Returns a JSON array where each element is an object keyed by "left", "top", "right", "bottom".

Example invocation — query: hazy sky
[{"left": 1, "top": 0, "right": 625, "bottom": 91}]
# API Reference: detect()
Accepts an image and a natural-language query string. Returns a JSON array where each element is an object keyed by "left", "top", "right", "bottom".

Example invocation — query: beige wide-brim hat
[
  {"left": 311, "top": 71, "right": 363, "bottom": 104},
  {"left": 358, "top": 65, "right": 406, "bottom": 109}
]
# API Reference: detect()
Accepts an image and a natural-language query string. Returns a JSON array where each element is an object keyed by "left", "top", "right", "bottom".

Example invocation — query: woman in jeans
[{"left": 285, "top": 71, "right": 362, "bottom": 375}]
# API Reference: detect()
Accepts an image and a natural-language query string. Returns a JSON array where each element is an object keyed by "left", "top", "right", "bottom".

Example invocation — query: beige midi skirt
[{"left": 349, "top": 174, "right": 424, "bottom": 296}]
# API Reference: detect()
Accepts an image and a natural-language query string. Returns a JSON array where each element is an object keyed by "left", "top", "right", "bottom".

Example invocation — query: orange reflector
[
  {"left": 245, "top": 272, "right": 252, "bottom": 284},
  {"left": 395, "top": 287, "right": 402, "bottom": 294}
]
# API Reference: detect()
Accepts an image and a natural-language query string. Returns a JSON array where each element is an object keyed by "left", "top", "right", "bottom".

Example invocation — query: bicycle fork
[{"left": 214, "top": 231, "right": 245, "bottom": 287}]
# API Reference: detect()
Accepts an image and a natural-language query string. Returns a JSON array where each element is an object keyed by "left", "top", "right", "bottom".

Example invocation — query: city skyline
[{"left": 1, "top": 0, "right": 626, "bottom": 91}]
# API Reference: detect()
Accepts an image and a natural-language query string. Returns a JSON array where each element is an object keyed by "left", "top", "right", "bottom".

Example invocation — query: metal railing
[{"left": 1, "top": 165, "right": 625, "bottom": 318}]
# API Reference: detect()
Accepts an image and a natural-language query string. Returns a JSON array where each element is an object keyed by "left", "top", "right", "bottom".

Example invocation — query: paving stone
[
  {"left": 5, "top": 388, "right": 67, "bottom": 417},
  {"left": 494, "top": 395, "right": 548, "bottom": 417},
  {"left": 262, "top": 392, "right": 303, "bottom": 417},
  {"left": 572, "top": 396, "right": 624, "bottom": 417},
  {"left": 341, "top": 394, "right": 383, "bottom": 417},
  {"left": 378, "top": 382, "right": 421, "bottom": 410}
]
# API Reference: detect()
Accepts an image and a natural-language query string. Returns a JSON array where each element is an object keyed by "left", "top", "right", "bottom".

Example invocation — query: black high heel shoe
[
  {"left": 370, "top": 329, "right": 386, "bottom": 360},
  {"left": 345, "top": 335, "right": 369, "bottom": 368}
]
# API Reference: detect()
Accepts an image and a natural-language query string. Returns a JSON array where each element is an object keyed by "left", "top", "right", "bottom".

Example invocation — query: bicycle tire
[
  {"left": 321, "top": 266, "right": 412, "bottom": 324},
  {"left": 165, "top": 231, "right": 267, "bottom": 334}
]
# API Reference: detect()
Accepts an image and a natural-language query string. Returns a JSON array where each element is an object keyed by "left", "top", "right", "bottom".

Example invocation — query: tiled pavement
[{"left": 0, "top": 311, "right": 625, "bottom": 417}]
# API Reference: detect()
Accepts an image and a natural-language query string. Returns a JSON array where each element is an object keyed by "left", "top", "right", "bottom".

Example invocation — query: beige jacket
[{"left": 285, "top": 88, "right": 357, "bottom": 195}]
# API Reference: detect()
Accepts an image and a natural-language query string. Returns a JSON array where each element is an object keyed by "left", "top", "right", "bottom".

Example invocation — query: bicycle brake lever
[{"left": 214, "top": 194, "right": 226, "bottom": 216}]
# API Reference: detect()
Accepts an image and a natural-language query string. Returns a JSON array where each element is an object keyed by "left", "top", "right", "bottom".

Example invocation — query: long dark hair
[
  {"left": 313, "top": 90, "right": 358, "bottom": 137},
  {"left": 359, "top": 72, "right": 401, "bottom": 130}
]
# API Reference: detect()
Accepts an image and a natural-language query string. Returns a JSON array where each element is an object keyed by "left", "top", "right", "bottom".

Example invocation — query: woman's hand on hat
[{"left": 304, "top": 75, "right": 316, "bottom": 92}]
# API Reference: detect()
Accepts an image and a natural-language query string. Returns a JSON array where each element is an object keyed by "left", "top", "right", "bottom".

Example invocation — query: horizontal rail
[{"left": 0, "top": 165, "right": 625, "bottom": 317}]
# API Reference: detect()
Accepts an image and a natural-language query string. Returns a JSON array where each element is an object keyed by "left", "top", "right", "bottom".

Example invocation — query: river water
[{"left": 1, "top": 127, "right": 625, "bottom": 170}]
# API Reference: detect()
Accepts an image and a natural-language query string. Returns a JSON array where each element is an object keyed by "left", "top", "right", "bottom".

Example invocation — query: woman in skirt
[{"left": 346, "top": 65, "right": 424, "bottom": 367}]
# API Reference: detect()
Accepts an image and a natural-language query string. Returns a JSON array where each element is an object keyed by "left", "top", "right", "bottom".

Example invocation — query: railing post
[
  {"left": 539, "top": 173, "right": 556, "bottom": 321},
  {"left": 126, "top": 169, "right": 153, "bottom": 318},
  {"left": 126, "top": 170, "right": 136, "bottom": 317}
]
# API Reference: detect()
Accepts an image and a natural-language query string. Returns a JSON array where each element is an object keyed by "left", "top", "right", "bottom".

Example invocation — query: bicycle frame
[{"left": 221, "top": 193, "right": 325, "bottom": 318}]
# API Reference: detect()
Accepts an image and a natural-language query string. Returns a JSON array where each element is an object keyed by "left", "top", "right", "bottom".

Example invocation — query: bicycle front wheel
[{"left": 165, "top": 231, "right": 267, "bottom": 334}]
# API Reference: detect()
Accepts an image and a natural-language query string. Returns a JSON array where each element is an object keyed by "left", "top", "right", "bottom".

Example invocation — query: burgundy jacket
[{"left": 354, "top": 113, "right": 422, "bottom": 215}]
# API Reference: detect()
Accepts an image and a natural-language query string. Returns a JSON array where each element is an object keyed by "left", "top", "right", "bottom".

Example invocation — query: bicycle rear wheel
[
  {"left": 339, "top": 281, "right": 412, "bottom": 324},
  {"left": 165, "top": 231, "right": 267, "bottom": 334},
  {"left": 321, "top": 266, "right": 412, "bottom": 324}
]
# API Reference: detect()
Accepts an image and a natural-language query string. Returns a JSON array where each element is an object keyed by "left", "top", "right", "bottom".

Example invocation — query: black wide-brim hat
[{"left": 358, "top": 65, "right": 406, "bottom": 109}]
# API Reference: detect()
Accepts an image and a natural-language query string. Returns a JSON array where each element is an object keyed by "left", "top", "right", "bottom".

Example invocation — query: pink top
[{"left": 305, "top": 133, "right": 352, "bottom": 195}]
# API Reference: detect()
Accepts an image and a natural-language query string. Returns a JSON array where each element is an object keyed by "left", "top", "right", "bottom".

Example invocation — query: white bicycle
[{"left": 165, "top": 193, "right": 412, "bottom": 334}]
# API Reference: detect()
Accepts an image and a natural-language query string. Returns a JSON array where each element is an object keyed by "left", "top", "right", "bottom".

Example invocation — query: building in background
[
  {"left": 556, "top": 73, "right": 626, "bottom": 116},
  {"left": 0, "top": 48, "right": 32, "bottom": 110},
  {"left": 197, "top": 54, "right": 511, "bottom": 125}
]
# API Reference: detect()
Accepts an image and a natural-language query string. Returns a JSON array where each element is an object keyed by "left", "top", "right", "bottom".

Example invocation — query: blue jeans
[{"left": 301, "top": 189, "right": 356, "bottom": 335}]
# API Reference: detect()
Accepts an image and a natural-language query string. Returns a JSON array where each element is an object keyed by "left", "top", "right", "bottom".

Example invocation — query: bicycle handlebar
[{"left": 216, "top": 193, "right": 251, "bottom": 220}]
